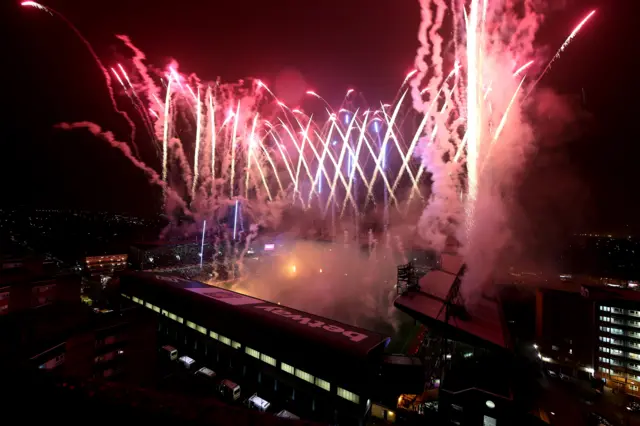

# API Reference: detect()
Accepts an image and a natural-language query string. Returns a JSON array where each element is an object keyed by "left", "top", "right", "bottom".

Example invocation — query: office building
[{"left": 587, "top": 285, "right": 640, "bottom": 398}]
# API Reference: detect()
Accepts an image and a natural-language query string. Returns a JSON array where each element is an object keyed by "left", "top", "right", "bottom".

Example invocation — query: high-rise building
[
  {"left": 535, "top": 284, "right": 640, "bottom": 398},
  {"left": 586, "top": 285, "right": 640, "bottom": 397}
]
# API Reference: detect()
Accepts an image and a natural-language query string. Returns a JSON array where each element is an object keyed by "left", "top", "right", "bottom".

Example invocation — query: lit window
[
  {"left": 168, "top": 313, "right": 177, "bottom": 321},
  {"left": 337, "top": 387, "right": 360, "bottom": 404},
  {"left": 176, "top": 316, "right": 184, "bottom": 324},
  {"left": 260, "top": 353, "right": 276, "bottom": 367},
  {"left": 152, "top": 305, "right": 160, "bottom": 313},
  {"left": 161, "top": 309, "right": 169, "bottom": 316},
  {"left": 612, "top": 328, "right": 624, "bottom": 335},
  {"left": 196, "top": 325, "right": 207, "bottom": 335},
  {"left": 209, "top": 330, "right": 218, "bottom": 340},
  {"left": 295, "top": 369, "right": 314, "bottom": 384},
  {"left": 281, "top": 362, "right": 294, "bottom": 375},
  {"left": 186, "top": 321, "right": 197, "bottom": 330},
  {"left": 121, "top": 293, "right": 130, "bottom": 299},
  {"left": 145, "top": 302, "right": 152, "bottom": 309},
  {"left": 231, "top": 341, "right": 241, "bottom": 350},
  {"left": 219, "top": 335, "right": 231, "bottom": 346},
  {"left": 245, "top": 347, "right": 260, "bottom": 359},
  {"left": 315, "top": 377, "right": 330, "bottom": 391}
]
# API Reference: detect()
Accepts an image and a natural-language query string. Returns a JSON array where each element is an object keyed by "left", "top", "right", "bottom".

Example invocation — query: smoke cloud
[
  {"left": 227, "top": 239, "right": 405, "bottom": 334},
  {"left": 410, "top": 0, "right": 590, "bottom": 302}
]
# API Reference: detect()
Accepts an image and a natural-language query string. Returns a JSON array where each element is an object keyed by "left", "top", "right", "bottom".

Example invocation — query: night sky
[{"left": 1, "top": 0, "right": 638, "bottom": 234}]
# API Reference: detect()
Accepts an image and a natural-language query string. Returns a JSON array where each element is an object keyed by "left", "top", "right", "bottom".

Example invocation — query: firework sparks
[
  {"left": 191, "top": 86, "right": 202, "bottom": 198},
  {"left": 512, "top": 60, "right": 534, "bottom": 77},
  {"left": 21, "top": 1, "right": 51, "bottom": 14},
  {"left": 23, "top": 1, "right": 595, "bottom": 271},
  {"left": 162, "top": 77, "right": 172, "bottom": 183},
  {"left": 110, "top": 67, "right": 126, "bottom": 89},
  {"left": 531, "top": 10, "right": 597, "bottom": 93}
]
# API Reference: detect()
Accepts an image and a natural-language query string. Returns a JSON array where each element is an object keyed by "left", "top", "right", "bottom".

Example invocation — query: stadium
[
  {"left": 119, "top": 271, "right": 424, "bottom": 424},
  {"left": 117, "top": 236, "right": 528, "bottom": 424}
]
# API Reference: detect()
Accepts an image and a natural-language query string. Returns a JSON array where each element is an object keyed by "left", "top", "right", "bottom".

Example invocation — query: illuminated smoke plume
[
  {"left": 228, "top": 240, "right": 404, "bottom": 333},
  {"left": 411, "top": 0, "right": 595, "bottom": 300}
]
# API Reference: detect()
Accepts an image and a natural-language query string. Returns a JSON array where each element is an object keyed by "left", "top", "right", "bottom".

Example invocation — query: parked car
[
  {"left": 246, "top": 393, "right": 270, "bottom": 412},
  {"left": 194, "top": 367, "right": 216, "bottom": 380},
  {"left": 218, "top": 379, "right": 241, "bottom": 401},
  {"left": 160, "top": 345, "right": 178, "bottom": 361},
  {"left": 178, "top": 355, "right": 196, "bottom": 370}
]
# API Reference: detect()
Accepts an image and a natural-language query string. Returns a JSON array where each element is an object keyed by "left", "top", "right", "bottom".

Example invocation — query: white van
[
  {"left": 160, "top": 345, "right": 178, "bottom": 361},
  {"left": 218, "top": 379, "right": 241, "bottom": 401},
  {"left": 246, "top": 394, "right": 271, "bottom": 412},
  {"left": 178, "top": 355, "right": 196, "bottom": 370}
]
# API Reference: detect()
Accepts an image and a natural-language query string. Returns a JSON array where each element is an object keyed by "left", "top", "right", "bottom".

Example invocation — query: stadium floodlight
[
  {"left": 200, "top": 220, "right": 206, "bottom": 269},
  {"left": 233, "top": 200, "right": 239, "bottom": 240}
]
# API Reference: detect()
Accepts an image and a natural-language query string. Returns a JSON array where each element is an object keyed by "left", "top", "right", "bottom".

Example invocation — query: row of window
[
  {"left": 600, "top": 336, "right": 625, "bottom": 346},
  {"left": 600, "top": 326, "right": 640, "bottom": 347},
  {"left": 598, "top": 367, "right": 640, "bottom": 384},
  {"left": 599, "top": 356, "right": 623, "bottom": 367},
  {"left": 600, "top": 326, "right": 624, "bottom": 335},
  {"left": 124, "top": 293, "right": 360, "bottom": 404},
  {"left": 600, "top": 306, "right": 640, "bottom": 318},
  {"left": 600, "top": 346, "right": 624, "bottom": 356},
  {"left": 600, "top": 316, "right": 640, "bottom": 329}
]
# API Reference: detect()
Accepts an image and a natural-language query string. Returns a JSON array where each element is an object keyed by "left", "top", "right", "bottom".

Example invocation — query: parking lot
[{"left": 153, "top": 345, "right": 314, "bottom": 422}]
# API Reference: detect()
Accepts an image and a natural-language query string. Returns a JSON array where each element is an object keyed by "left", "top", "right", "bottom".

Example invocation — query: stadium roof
[
  {"left": 119, "top": 272, "right": 390, "bottom": 364},
  {"left": 394, "top": 254, "right": 509, "bottom": 350}
]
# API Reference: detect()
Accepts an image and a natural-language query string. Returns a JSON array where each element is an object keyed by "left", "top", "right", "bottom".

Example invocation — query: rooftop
[
  {"left": 394, "top": 254, "right": 509, "bottom": 350},
  {"left": 120, "top": 272, "right": 391, "bottom": 361},
  {"left": 582, "top": 284, "right": 640, "bottom": 303}
]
